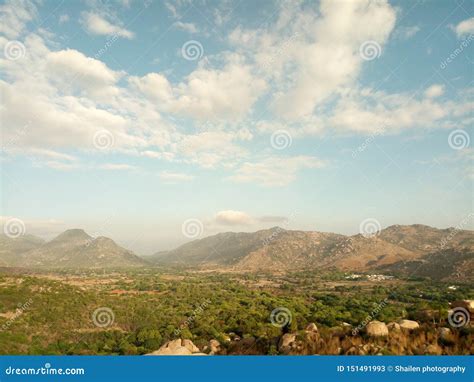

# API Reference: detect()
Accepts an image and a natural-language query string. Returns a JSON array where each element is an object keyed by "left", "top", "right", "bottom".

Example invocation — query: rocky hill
[
  {"left": 0, "top": 229, "right": 147, "bottom": 268},
  {"left": 150, "top": 224, "right": 473, "bottom": 280}
]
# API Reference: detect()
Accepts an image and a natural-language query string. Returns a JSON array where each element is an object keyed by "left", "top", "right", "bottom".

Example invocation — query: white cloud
[
  {"left": 0, "top": 0, "right": 37, "bottom": 38},
  {"left": 214, "top": 210, "right": 253, "bottom": 225},
  {"left": 159, "top": 171, "right": 194, "bottom": 182},
  {"left": 454, "top": 17, "right": 474, "bottom": 38},
  {"left": 394, "top": 25, "right": 420, "bottom": 40},
  {"left": 58, "top": 14, "right": 69, "bottom": 24},
  {"left": 80, "top": 12, "right": 134, "bottom": 39},
  {"left": 229, "top": 156, "right": 326, "bottom": 187},
  {"left": 99, "top": 163, "right": 137, "bottom": 170},
  {"left": 424, "top": 84, "right": 445, "bottom": 98},
  {"left": 173, "top": 21, "right": 199, "bottom": 33}
]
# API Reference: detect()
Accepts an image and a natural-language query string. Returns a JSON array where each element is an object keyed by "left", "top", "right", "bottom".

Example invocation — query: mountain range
[
  {"left": 0, "top": 229, "right": 146, "bottom": 268},
  {"left": 148, "top": 224, "right": 473, "bottom": 281},
  {"left": 0, "top": 224, "right": 472, "bottom": 280}
]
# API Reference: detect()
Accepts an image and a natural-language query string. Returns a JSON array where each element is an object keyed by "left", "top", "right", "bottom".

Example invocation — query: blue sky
[{"left": 0, "top": 0, "right": 473, "bottom": 254}]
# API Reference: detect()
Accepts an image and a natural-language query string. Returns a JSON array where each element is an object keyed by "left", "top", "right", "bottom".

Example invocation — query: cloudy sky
[{"left": 0, "top": 0, "right": 473, "bottom": 254}]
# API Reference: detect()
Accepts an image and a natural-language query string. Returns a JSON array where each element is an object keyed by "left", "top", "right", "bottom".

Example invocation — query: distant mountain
[
  {"left": 150, "top": 225, "right": 473, "bottom": 280},
  {"left": 0, "top": 234, "right": 45, "bottom": 266},
  {"left": 0, "top": 229, "right": 147, "bottom": 268}
]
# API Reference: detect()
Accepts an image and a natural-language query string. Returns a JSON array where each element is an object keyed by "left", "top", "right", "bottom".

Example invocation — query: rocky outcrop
[
  {"left": 146, "top": 339, "right": 204, "bottom": 355},
  {"left": 208, "top": 339, "right": 221, "bottom": 355},
  {"left": 387, "top": 322, "right": 400, "bottom": 331},
  {"left": 424, "top": 344, "right": 442, "bottom": 355},
  {"left": 366, "top": 321, "right": 388, "bottom": 337},
  {"left": 278, "top": 323, "right": 320, "bottom": 355},
  {"left": 398, "top": 319, "right": 420, "bottom": 331}
]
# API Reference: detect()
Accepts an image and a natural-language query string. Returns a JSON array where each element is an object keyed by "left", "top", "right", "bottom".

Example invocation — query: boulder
[
  {"left": 209, "top": 339, "right": 221, "bottom": 355},
  {"left": 366, "top": 321, "right": 388, "bottom": 337},
  {"left": 451, "top": 300, "right": 474, "bottom": 314},
  {"left": 398, "top": 319, "right": 420, "bottom": 331},
  {"left": 279, "top": 333, "right": 297, "bottom": 350},
  {"left": 387, "top": 322, "right": 400, "bottom": 331},
  {"left": 305, "top": 323, "right": 318, "bottom": 332},
  {"left": 146, "top": 339, "right": 202, "bottom": 355},
  {"left": 424, "top": 344, "right": 442, "bottom": 355},
  {"left": 182, "top": 339, "right": 200, "bottom": 353}
]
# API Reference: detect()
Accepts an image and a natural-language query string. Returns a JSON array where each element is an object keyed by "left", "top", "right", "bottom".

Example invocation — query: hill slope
[
  {"left": 0, "top": 234, "right": 45, "bottom": 266},
  {"left": 151, "top": 225, "right": 473, "bottom": 279},
  {"left": 1, "top": 229, "right": 147, "bottom": 268}
]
